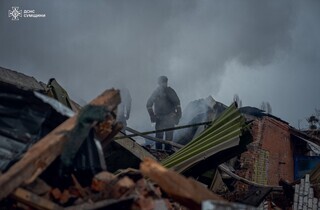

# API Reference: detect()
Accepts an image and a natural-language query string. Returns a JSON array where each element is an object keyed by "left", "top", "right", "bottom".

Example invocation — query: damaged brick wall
[
  {"left": 260, "top": 117, "right": 294, "bottom": 184},
  {"left": 237, "top": 117, "right": 294, "bottom": 188}
]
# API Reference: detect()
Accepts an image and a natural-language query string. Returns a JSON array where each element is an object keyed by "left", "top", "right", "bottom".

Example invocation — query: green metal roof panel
[{"left": 161, "top": 103, "right": 251, "bottom": 172}]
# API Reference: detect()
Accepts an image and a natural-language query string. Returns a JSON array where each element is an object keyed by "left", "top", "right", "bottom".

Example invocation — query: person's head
[{"left": 158, "top": 76, "right": 168, "bottom": 87}]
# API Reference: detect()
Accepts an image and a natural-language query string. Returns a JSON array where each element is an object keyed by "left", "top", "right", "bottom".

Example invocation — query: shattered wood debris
[
  {"left": 3, "top": 68, "right": 320, "bottom": 210},
  {"left": 0, "top": 70, "right": 193, "bottom": 209},
  {"left": 140, "top": 157, "right": 224, "bottom": 210},
  {"left": 14, "top": 167, "right": 187, "bottom": 210}
]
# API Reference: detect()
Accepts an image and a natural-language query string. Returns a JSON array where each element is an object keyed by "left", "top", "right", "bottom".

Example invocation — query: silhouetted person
[
  {"left": 117, "top": 87, "right": 132, "bottom": 131},
  {"left": 146, "top": 76, "right": 181, "bottom": 150}
]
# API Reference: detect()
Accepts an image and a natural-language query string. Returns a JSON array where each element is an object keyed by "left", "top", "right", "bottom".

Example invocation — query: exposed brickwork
[
  {"left": 260, "top": 117, "right": 294, "bottom": 184},
  {"left": 236, "top": 117, "right": 294, "bottom": 187}
]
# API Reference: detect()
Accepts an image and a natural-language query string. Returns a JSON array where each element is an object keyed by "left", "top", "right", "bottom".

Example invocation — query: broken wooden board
[
  {"left": 11, "top": 188, "right": 63, "bottom": 210},
  {"left": 140, "top": 158, "right": 224, "bottom": 210},
  {"left": 0, "top": 89, "right": 121, "bottom": 200}
]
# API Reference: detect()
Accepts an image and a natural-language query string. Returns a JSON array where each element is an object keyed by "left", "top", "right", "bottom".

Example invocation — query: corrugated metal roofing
[
  {"left": 0, "top": 89, "right": 67, "bottom": 172},
  {"left": 0, "top": 66, "right": 44, "bottom": 91},
  {"left": 161, "top": 103, "right": 250, "bottom": 173}
]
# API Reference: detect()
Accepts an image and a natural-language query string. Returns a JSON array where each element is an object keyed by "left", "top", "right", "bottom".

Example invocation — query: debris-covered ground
[{"left": 1, "top": 67, "right": 320, "bottom": 210}]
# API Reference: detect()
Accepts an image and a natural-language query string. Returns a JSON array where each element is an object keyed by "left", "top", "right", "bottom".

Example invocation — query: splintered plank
[
  {"left": 140, "top": 158, "right": 224, "bottom": 210},
  {"left": 0, "top": 89, "right": 120, "bottom": 200},
  {"left": 11, "top": 188, "right": 63, "bottom": 210}
]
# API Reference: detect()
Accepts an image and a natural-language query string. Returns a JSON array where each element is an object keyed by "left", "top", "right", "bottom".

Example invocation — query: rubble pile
[
  {"left": 18, "top": 168, "right": 186, "bottom": 210},
  {"left": 1, "top": 67, "right": 320, "bottom": 210}
]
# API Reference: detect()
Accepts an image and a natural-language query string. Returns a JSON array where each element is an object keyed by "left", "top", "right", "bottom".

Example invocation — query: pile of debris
[
  {"left": 0, "top": 67, "right": 228, "bottom": 210},
  {"left": 3, "top": 158, "right": 225, "bottom": 210},
  {"left": 1, "top": 66, "right": 320, "bottom": 210}
]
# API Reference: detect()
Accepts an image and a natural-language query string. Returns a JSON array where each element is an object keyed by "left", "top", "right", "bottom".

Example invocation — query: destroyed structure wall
[
  {"left": 260, "top": 117, "right": 294, "bottom": 184},
  {"left": 238, "top": 117, "right": 294, "bottom": 187}
]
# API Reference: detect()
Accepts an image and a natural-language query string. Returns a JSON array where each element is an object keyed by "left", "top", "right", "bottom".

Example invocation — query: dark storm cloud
[{"left": 0, "top": 0, "right": 319, "bottom": 131}]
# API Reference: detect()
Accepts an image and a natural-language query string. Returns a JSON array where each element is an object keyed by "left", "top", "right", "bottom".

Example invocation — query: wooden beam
[
  {"left": 0, "top": 89, "right": 120, "bottom": 200},
  {"left": 140, "top": 158, "right": 224, "bottom": 210},
  {"left": 11, "top": 188, "right": 63, "bottom": 210}
]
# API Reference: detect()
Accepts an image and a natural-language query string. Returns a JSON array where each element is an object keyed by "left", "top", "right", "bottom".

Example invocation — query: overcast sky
[{"left": 1, "top": 0, "right": 319, "bottom": 131}]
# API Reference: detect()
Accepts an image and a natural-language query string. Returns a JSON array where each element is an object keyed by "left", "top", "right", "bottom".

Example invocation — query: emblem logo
[{"left": 8, "top": 7, "right": 22, "bottom": 21}]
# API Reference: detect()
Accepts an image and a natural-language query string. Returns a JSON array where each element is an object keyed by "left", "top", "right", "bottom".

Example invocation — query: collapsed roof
[{"left": 1, "top": 66, "right": 320, "bottom": 209}]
